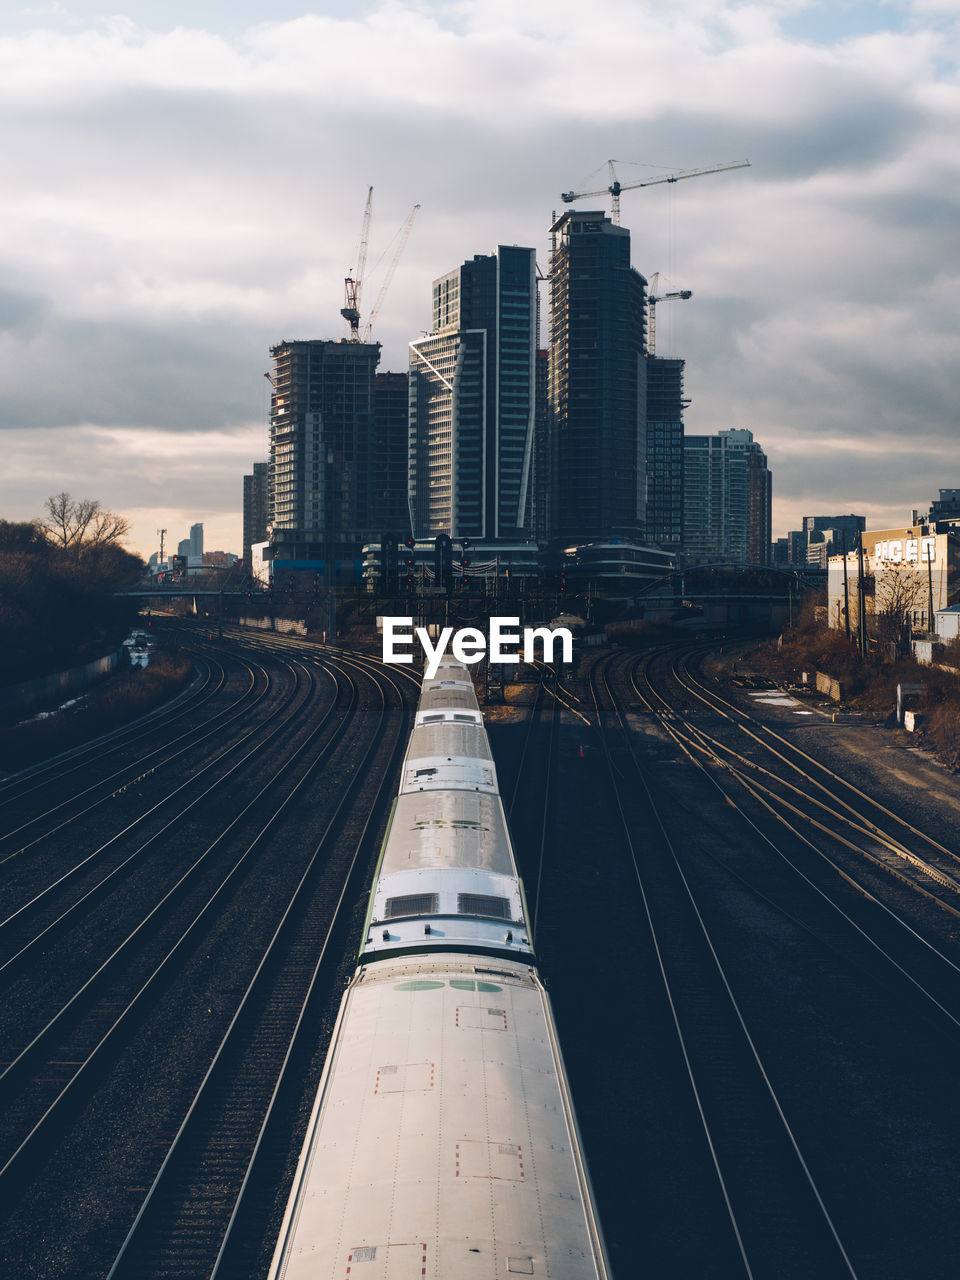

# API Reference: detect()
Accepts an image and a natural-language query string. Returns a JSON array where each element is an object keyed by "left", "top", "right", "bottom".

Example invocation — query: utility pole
[
  {"left": 856, "top": 532, "right": 867, "bottom": 658},
  {"left": 842, "top": 530, "right": 851, "bottom": 641},
  {"left": 926, "top": 536, "right": 935, "bottom": 633},
  {"left": 157, "top": 528, "right": 166, "bottom": 568}
]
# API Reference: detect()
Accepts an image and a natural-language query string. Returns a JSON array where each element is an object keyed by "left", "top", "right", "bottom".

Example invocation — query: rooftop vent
[
  {"left": 385, "top": 893, "right": 439, "bottom": 919},
  {"left": 458, "top": 893, "right": 512, "bottom": 919}
]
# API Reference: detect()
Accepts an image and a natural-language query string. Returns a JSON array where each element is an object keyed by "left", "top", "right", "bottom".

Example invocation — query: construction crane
[
  {"left": 341, "top": 185, "right": 373, "bottom": 340},
  {"left": 361, "top": 202, "right": 421, "bottom": 341},
  {"left": 561, "top": 159, "right": 750, "bottom": 225},
  {"left": 646, "top": 272, "right": 692, "bottom": 356}
]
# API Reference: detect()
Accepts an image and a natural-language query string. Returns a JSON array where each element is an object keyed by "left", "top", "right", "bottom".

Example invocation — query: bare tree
[
  {"left": 88, "top": 507, "right": 131, "bottom": 549},
  {"left": 38, "top": 492, "right": 130, "bottom": 559},
  {"left": 873, "top": 561, "right": 927, "bottom": 656}
]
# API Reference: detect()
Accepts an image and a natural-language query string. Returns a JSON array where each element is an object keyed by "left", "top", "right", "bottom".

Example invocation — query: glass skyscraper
[
  {"left": 548, "top": 209, "right": 647, "bottom": 545},
  {"left": 408, "top": 245, "right": 537, "bottom": 542}
]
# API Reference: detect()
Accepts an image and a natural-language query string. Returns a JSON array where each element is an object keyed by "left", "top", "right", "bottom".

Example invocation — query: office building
[
  {"left": 243, "top": 462, "right": 270, "bottom": 570},
  {"left": 772, "top": 529, "right": 807, "bottom": 567},
  {"left": 373, "top": 372, "right": 411, "bottom": 540},
  {"left": 645, "top": 356, "right": 685, "bottom": 549},
  {"left": 802, "top": 514, "right": 865, "bottom": 569},
  {"left": 408, "top": 245, "right": 537, "bottom": 542},
  {"left": 683, "top": 428, "right": 772, "bottom": 566},
  {"left": 526, "top": 348, "right": 550, "bottom": 544},
  {"left": 912, "top": 488, "right": 960, "bottom": 527},
  {"left": 268, "top": 338, "right": 381, "bottom": 553},
  {"left": 548, "top": 209, "right": 647, "bottom": 545},
  {"left": 827, "top": 523, "right": 960, "bottom": 637}
]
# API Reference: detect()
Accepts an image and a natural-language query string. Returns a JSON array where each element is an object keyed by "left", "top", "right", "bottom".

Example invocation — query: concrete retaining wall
[
  {"left": 239, "top": 615, "right": 308, "bottom": 636},
  {"left": 0, "top": 650, "right": 122, "bottom": 716},
  {"left": 815, "top": 671, "right": 845, "bottom": 701}
]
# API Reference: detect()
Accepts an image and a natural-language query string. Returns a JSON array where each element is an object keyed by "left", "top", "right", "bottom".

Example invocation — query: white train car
[{"left": 268, "top": 658, "right": 611, "bottom": 1280}]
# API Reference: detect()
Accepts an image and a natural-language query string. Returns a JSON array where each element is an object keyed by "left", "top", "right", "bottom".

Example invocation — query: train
[{"left": 267, "top": 655, "right": 611, "bottom": 1279}]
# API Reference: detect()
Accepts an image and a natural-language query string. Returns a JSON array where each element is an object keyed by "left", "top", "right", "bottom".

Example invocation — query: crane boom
[
  {"left": 341, "top": 186, "right": 373, "bottom": 340},
  {"left": 561, "top": 159, "right": 750, "bottom": 224},
  {"left": 646, "top": 272, "right": 692, "bottom": 356},
  {"left": 362, "top": 203, "right": 421, "bottom": 342}
]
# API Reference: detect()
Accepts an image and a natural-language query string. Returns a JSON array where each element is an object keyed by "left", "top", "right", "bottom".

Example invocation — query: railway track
[
  {"left": 106, "top": 657, "right": 412, "bottom": 1280},
  {"left": 0, "top": 632, "right": 416, "bottom": 1279},
  {"left": 589, "top": 651, "right": 858, "bottom": 1278},
  {"left": 629, "top": 646, "right": 960, "bottom": 1034},
  {"left": 667, "top": 646, "right": 960, "bottom": 909},
  {"left": 504, "top": 662, "right": 560, "bottom": 942},
  {"left": 0, "top": 649, "right": 324, "bottom": 993},
  {"left": 541, "top": 641, "right": 960, "bottom": 1278}
]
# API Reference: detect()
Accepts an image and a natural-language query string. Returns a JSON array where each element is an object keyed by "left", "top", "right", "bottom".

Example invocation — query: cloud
[{"left": 0, "top": 0, "right": 957, "bottom": 554}]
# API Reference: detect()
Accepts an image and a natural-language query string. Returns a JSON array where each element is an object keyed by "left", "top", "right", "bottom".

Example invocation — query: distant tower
[
  {"left": 645, "top": 356, "right": 685, "bottom": 549},
  {"left": 683, "top": 429, "right": 772, "bottom": 565},
  {"left": 267, "top": 338, "right": 381, "bottom": 549},
  {"left": 242, "top": 462, "right": 270, "bottom": 569},
  {"left": 408, "top": 245, "right": 537, "bottom": 542},
  {"left": 548, "top": 209, "right": 647, "bottom": 544},
  {"left": 373, "top": 372, "right": 412, "bottom": 540},
  {"left": 189, "top": 522, "right": 203, "bottom": 561}
]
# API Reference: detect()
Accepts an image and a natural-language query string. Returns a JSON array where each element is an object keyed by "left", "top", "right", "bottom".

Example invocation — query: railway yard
[{"left": 1, "top": 621, "right": 959, "bottom": 1278}]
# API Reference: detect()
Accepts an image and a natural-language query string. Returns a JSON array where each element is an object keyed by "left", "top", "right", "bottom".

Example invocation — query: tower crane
[
  {"left": 362, "top": 202, "right": 421, "bottom": 341},
  {"left": 341, "top": 185, "right": 373, "bottom": 340},
  {"left": 561, "top": 159, "right": 750, "bottom": 225},
  {"left": 646, "top": 272, "right": 692, "bottom": 357}
]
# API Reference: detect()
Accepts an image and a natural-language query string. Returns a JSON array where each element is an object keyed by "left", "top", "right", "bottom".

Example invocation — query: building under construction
[{"left": 267, "top": 338, "right": 400, "bottom": 579}]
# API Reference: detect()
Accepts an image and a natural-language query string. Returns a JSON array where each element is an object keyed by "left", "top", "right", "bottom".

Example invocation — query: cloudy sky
[{"left": 1, "top": 0, "right": 958, "bottom": 559}]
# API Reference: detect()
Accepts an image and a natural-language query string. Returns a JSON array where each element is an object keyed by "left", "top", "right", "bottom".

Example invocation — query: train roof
[
  {"left": 361, "top": 789, "right": 530, "bottom": 961},
  {"left": 380, "top": 789, "right": 516, "bottom": 877},
  {"left": 267, "top": 954, "right": 610, "bottom": 1280},
  {"left": 417, "top": 683, "right": 480, "bottom": 714},
  {"left": 406, "top": 721, "right": 492, "bottom": 767}
]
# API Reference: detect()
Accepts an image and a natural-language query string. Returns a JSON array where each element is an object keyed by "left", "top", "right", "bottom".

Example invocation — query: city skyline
[{"left": 0, "top": 1, "right": 957, "bottom": 558}]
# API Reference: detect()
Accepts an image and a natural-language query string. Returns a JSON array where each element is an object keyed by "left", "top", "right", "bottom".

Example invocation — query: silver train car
[{"left": 268, "top": 657, "right": 611, "bottom": 1280}]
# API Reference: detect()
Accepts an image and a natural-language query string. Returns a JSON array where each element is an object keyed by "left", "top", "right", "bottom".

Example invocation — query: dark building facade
[
  {"left": 801, "top": 514, "right": 866, "bottom": 568},
  {"left": 644, "top": 355, "right": 685, "bottom": 549},
  {"left": 684, "top": 428, "right": 772, "bottom": 566},
  {"left": 913, "top": 488, "right": 960, "bottom": 526},
  {"left": 408, "top": 245, "right": 537, "bottom": 542},
  {"left": 242, "top": 462, "right": 269, "bottom": 570},
  {"left": 373, "top": 372, "right": 411, "bottom": 540},
  {"left": 526, "top": 348, "right": 550, "bottom": 544},
  {"left": 268, "top": 338, "right": 382, "bottom": 556},
  {"left": 548, "top": 209, "right": 647, "bottom": 545}
]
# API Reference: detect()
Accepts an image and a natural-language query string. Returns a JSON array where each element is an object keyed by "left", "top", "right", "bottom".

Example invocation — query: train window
[
  {"left": 458, "top": 893, "right": 511, "bottom": 919},
  {"left": 453, "top": 713, "right": 477, "bottom": 722},
  {"left": 422, "top": 714, "right": 444, "bottom": 723},
  {"left": 385, "top": 893, "right": 439, "bottom": 918},
  {"left": 414, "top": 767, "right": 438, "bottom": 778}
]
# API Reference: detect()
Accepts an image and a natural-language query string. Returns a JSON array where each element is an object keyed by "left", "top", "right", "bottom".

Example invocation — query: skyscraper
[
  {"left": 645, "top": 356, "right": 685, "bottom": 549},
  {"left": 242, "top": 462, "right": 269, "bottom": 569},
  {"left": 268, "top": 338, "right": 380, "bottom": 549},
  {"left": 683, "top": 428, "right": 772, "bottom": 566},
  {"left": 548, "top": 209, "right": 647, "bottom": 545},
  {"left": 408, "top": 245, "right": 537, "bottom": 542},
  {"left": 373, "top": 372, "right": 412, "bottom": 540}
]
